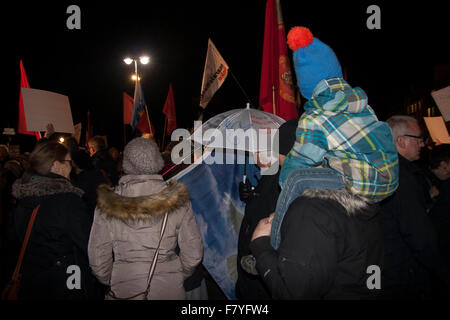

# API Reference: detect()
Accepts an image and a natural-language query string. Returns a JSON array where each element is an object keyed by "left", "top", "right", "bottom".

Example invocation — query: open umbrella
[
  {"left": 190, "top": 103, "right": 285, "bottom": 153},
  {"left": 189, "top": 104, "right": 285, "bottom": 183}
]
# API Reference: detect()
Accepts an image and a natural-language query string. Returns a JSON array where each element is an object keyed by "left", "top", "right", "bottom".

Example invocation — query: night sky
[{"left": 3, "top": 1, "right": 449, "bottom": 151}]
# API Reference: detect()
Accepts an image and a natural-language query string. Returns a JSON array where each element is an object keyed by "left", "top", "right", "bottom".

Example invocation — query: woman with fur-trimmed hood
[{"left": 88, "top": 138, "right": 203, "bottom": 300}]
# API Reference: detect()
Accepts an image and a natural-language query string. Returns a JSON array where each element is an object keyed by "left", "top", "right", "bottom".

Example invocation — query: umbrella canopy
[{"left": 190, "top": 104, "right": 285, "bottom": 153}]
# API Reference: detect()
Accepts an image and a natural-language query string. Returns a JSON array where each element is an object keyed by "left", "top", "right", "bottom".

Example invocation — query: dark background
[{"left": 2, "top": 0, "right": 449, "bottom": 151}]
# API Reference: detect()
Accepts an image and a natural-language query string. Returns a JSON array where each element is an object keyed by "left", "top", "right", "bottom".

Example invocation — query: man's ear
[
  {"left": 396, "top": 136, "right": 406, "bottom": 150},
  {"left": 50, "top": 160, "right": 61, "bottom": 175}
]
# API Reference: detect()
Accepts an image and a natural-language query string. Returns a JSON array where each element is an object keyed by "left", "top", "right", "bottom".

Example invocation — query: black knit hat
[{"left": 277, "top": 118, "right": 298, "bottom": 155}]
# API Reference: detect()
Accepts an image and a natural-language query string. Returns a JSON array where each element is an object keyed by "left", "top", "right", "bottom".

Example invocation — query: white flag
[
  {"left": 199, "top": 39, "right": 229, "bottom": 108},
  {"left": 424, "top": 116, "right": 450, "bottom": 144}
]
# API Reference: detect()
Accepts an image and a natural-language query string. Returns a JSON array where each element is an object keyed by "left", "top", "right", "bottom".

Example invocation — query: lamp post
[
  {"left": 123, "top": 56, "right": 152, "bottom": 138},
  {"left": 124, "top": 56, "right": 150, "bottom": 82}
]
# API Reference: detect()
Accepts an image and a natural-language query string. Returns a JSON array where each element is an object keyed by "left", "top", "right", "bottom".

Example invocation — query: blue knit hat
[{"left": 287, "top": 27, "right": 343, "bottom": 99}]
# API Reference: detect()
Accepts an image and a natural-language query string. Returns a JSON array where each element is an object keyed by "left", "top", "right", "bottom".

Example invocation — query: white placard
[
  {"left": 424, "top": 116, "right": 450, "bottom": 144},
  {"left": 431, "top": 86, "right": 450, "bottom": 122},
  {"left": 21, "top": 88, "right": 74, "bottom": 133}
]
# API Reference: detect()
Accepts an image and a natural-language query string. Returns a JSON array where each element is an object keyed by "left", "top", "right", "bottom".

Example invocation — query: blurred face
[
  {"left": 433, "top": 160, "right": 450, "bottom": 181},
  {"left": 0, "top": 147, "right": 8, "bottom": 162},
  {"left": 50, "top": 153, "right": 72, "bottom": 179},
  {"left": 397, "top": 121, "right": 425, "bottom": 161},
  {"left": 109, "top": 148, "right": 119, "bottom": 160},
  {"left": 88, "top": 144, "right": 96, "bottom": 157}
]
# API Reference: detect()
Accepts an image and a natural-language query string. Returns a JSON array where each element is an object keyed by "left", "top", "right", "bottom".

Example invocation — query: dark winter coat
[
  {"left": 11, "top": 171, "right": 101, "bottom": 300},
  {"left": 430, "top": 178, "right": 450, "bottom": 271},
  {"left": 378, "top": 156, "right": 450, "bottom": 298},
  {"left": 250, "top": 189, "right": 383, "bottom": 299},
  {"left": 236, "top": 173, "right": 281, "bottom": 299}
]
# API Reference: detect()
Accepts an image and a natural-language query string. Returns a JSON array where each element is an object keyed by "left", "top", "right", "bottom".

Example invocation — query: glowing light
[
  {"left": 59, "top": 137, "right": 65, "bottom": 143},
  {"left": 139, "top": 56, "right": 150, "bottom": 65},
  {"left": 123, "top": 58, "right": 133, "bottom": 65},
  {"left": 131, "top": 74, "right": 141, "bottom": 81}
]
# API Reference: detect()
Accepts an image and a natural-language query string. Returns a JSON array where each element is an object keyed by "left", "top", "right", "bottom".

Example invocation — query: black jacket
[
  {"left": 236, "top": 173, "right": 281, "bottom": 299},
  {"left": 378, "top": 156, "right": 450, "bottom": 298},
  {"left": 250, "top": 191, "right": 383, "bottom": 299},
  {"left": 11, "top": 172, "right": 103, "bottom": 300}
]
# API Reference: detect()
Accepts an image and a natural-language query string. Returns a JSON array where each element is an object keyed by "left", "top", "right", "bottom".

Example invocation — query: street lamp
[
  {"left": 131, "top": 74, "right": 141, "bottom": 81},
  {"left": 123, "top": 56, "right": 150, "bottom": 80}
]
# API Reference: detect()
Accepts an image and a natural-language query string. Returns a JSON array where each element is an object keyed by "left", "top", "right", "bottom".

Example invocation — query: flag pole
[
  {"left": 272, "top": 85, "right": 276, "bottom": 115},
  {"left": 229, "top": 69, "right": 254, "bottom": 107},
  {"left": 161, "top": 117, "right": 167, "bottom": 151},
  {"left": 123, "top": 124, "right": 127, "bottom": 147},
  {"left": 136, "top": 59, "right": 153, "bottom": 139},
  {"left": 144, "top": 106, "right": 153, "bottom": 137}
]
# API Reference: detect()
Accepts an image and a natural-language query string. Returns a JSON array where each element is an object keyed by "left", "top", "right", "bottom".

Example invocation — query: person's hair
[
  {"left": 429, "top": 144, "right": 450, "bottom": 169},
  {"left": 89, "top": 136, "right": 106, "bottom": 151},
  {"left": 386, "top": 115, "right": 418, "bottom": 141},
  {"left": 29, "top": 141, "right": 69, "bottom": 175}
]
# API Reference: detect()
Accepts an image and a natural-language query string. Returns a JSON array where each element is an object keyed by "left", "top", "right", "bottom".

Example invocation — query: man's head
[
  {"left": 109, "top": 147, "right": 120, "bottom": 160},
  {"left": 254, "top": 118, "right": 298, "bottom": 170},
  {"left": 0, "top": 144, "right": 9, "bottom": 162},
  {"left": 88, "top": 136, "right": 107, "bottom": 157},
  {"left": 387, "top": 115, "right": 425, "bottom": 161},
  {"left": 429, "top": 144, "right": 450, "bottom": 180}
]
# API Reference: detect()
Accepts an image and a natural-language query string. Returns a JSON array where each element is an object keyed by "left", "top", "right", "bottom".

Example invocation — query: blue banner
[{"left": 171, "top": 150, "right": 260, "bottom": 299}]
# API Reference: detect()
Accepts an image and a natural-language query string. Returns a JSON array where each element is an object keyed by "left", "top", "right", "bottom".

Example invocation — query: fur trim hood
[
  {"left": 96, "top": 181, "right": 190, "bottom": 220},
  {"left": 12, "top": 171, "right": 84, "bottom": 199},
  {"left": 301, "top": 189, "right": 376, "bottom": 217}
]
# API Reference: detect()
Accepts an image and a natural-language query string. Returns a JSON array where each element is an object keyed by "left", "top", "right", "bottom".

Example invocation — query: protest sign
[{"left": 21, "top": 88, "right": 74, "bottom": 133}]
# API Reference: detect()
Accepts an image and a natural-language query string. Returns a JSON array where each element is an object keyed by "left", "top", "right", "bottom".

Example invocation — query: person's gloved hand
[{"left": 239, "top": 179, "right": 255, "bottom": 202}]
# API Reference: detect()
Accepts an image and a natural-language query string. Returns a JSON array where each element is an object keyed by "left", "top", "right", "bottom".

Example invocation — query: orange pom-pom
[{"left": 287, "top": 27, "right": 314, "bottom": 51}]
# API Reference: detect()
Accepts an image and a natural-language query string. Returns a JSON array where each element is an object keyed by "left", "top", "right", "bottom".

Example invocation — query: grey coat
[{"left": 88, "top": 174, "right": 203, "bottom": 300}]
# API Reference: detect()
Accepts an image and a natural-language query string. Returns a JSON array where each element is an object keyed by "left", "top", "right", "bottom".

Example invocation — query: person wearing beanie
[
  {"left": 88, "top": 137, "right": 203, "bottom": 299},
  {"left": 278, "top": 26, "right": 399, "bottom": 202},
  {"left": 245, "top": 27, "right": 395, "bottom": 299}
]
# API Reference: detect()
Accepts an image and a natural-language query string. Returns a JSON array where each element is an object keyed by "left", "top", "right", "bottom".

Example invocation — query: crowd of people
[
  {"left": 0, "top": 25, "right": 449, "bottom": 300},
  {"left": 0, "top": 133, "right": 207, "bottom": 300}
]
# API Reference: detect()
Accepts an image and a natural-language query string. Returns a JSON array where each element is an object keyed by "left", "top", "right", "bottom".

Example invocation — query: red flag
[
  {"left": 18, "top": 60, "right": 41, "bottom": 141},
  {"left": 259, "top": 0, "right": 298, "bottom": 121},
  {"left": 85, "top": 111, "right": 92, "bottom": 149},
  {"left": 162, "top": 84, "right": 177, "bottom": 135},
  {"left": 123, "top": 92, "right": 134, "bottom": 125}
]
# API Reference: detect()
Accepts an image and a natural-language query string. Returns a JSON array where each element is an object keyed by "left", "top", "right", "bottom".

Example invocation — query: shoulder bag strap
[
  {"left": 11, "top": 205, "right": 40, "bottom": 281},
  {"left": 144, "top": 212, "right": 169, "bottom": 295}
]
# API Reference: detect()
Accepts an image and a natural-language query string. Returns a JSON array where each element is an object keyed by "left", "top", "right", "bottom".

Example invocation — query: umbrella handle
[{"left": 243, "top": 151, "right": 247, "bottom": 183}]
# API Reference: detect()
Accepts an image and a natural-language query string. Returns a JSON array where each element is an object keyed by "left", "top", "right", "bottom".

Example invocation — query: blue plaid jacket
[{"left": 280, "top": 78, "right": 399, "bottom": 201}]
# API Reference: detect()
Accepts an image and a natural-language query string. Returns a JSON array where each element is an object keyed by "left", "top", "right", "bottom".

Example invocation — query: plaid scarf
[{"left": 280, "top": 78, "right": 399, "bottom": 201}]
